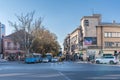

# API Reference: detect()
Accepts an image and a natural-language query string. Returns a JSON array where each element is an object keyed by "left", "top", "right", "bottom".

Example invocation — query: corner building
[{"left": 97, "top": 23, "right": 120, "bottom": 55}]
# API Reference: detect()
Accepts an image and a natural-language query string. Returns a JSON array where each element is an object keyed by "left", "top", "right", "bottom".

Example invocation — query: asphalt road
[{"left": 0, "top": 61, "right": 120, "bottom": 80}]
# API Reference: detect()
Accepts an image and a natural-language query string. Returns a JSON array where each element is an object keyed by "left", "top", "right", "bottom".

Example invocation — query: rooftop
[
  {"left": 81, "top": 14, "right": 101, "bottom": 20},
  {"left": 97, "top": 22, "right": 120, "bottom": 27}
]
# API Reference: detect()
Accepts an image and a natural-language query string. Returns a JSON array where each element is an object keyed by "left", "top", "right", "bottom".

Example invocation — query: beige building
[
  {"left": 64, "top": 14, "right": 120, "bottom": 61},
  {"left": 81, "top": 14, "right": 101, "bottom": 49},
  {"left": 63, "top": 34, "right": 70, "bottom": 54},
  {"left": 63, "top": 27, "right": 83, "bottom": 60},
  {"left": 97, "top": 23, "right": 120, "bottom": 55},
  {"left": 70, "top": 27, "right": 81, "bottom": 54}
]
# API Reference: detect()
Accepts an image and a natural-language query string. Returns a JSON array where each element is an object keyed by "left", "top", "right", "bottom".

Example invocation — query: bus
[
  {"left": 25, "top": 53, "right": 42, "bottom": 63},
  {"left": 45, "top": 53, "right": 52, "bottom": 62}
]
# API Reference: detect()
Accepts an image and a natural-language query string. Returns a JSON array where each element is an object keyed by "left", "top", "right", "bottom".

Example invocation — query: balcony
[
  {"left": 4, "top": 47, "right": 19, "bottom": 50},
  {"left": 88, "top": 46, "right": 101, "bottom": 49},
  {"left": 104, "top": 46, "right": 120, "bottom": 49}
]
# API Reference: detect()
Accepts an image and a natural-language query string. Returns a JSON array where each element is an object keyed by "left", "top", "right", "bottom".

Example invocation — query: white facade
[
  {"left": 81, "top": 14, "right": 101, "bottom": 48},
  {"left": 81, "top": 18, "right": 99, "bottom": 37},
  {"left": 81, "top": 14, "right": 101, "bottom": 37}
]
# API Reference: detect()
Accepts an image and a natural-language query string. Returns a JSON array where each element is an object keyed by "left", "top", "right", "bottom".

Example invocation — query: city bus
[
  {"left": 45, "top": 53, "right": 52, "bottom": 62},
  {"left": 25, "top": 53, "right": 42, "bottom": 63}
]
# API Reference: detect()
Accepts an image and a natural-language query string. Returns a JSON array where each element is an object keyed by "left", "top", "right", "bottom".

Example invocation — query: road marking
[
  {"left": 0, "top": 73, "right": 29, "bottom": 77},
  {"left": 86, "top": 76, "right": 119, "bottom": 79},
  {"left": 58, "top": 72, "right": 71, "bottom": 80}
]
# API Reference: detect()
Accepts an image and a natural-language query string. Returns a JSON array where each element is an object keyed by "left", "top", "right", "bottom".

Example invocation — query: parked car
[
  {"left": 42, "top": 58, "right": 49, "bottom": 63},
  {"left": 51, "top": 57, "right": 59, "bottom": 62},
  {"left": 95, "top": 56, "right": 119, "bottom": 64}
]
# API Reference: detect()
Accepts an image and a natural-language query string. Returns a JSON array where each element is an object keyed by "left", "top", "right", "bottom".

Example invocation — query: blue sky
[{"left": 0, "top": 0, "right": 120, "bottom": 48}]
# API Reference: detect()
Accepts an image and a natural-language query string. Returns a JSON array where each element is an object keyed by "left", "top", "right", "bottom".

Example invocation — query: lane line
[{"left": 58, "top": 72, "right": 71, "bottom": 80}]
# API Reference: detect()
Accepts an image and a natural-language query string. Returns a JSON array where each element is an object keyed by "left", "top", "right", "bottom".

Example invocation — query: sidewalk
[
  {"left": 0, "top": 59, "right": 7, "bottom": 63},
  {"left": 75, "top": 60, "right": 89, "bottom": 64}
]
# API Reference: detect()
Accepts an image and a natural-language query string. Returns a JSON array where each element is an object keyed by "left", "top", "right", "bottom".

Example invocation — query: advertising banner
[{"left": 84, "top": 37, "right": 97, "bottom": 45}]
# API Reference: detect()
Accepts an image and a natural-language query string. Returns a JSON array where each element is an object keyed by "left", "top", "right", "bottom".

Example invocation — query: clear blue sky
[{"left": 0, "top": 0, "right": 120, "bottom": 48}]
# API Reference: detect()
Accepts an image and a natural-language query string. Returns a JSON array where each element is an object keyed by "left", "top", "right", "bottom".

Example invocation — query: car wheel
[
  {"left": 96, "top": 60, "right": 100, "bottom": 64},
  {"left": 109, "top": 61, "right": 114, "bottom": 64}
]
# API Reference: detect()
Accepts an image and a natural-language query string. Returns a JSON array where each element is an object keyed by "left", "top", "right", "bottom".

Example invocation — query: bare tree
[
  {"left": 9, "top": 11, "right": 43, "bottom": 54},
  {"left": 9, "top": 11, "right": 60, "bottom": 56}
]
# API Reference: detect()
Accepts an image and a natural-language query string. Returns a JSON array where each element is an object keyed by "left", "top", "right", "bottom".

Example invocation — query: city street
[{"left": 0, "top": 61, "right": 120, "bottom": 80}]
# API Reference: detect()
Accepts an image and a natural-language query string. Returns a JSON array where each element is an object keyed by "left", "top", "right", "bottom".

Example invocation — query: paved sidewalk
[{"left": 75, "top": 61, "right": 89, "bottom": 64}]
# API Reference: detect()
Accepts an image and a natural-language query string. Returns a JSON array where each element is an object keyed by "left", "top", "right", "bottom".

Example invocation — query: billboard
[{"left": 84, "top": 37, "right": 97, "bottom": 45}]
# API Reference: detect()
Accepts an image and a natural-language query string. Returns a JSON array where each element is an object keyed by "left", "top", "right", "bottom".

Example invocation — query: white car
[
  {"left": 51, "top": 58, "right": 59, "bottom": 62},
  {"left": 42, "top": 58, "right": 49, "bottom": 63},
  {"left": 95, "top": 56, "right": 119, "bottom": 64}
]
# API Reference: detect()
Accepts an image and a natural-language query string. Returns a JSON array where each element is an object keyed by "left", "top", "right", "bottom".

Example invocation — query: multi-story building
[
  {"left": 80, "top": 14, "right": 101, "bottom": 59},
  {"left": 63, "top": 34, "right": 71, "bottom": 60},
  {"left": 81, "top": 14, "right": 101, "bottom": 49},
  {"left": 63, "top": 34, "right": 70, "bottom": 54},
  {"left": 97, "top": 22, "right": 120, "bottom": 55},
  {"left": 64, "top": 27, "right": 83, "bottom": 60},
  {"left": 0, "top": 23, "right": 5, "bottom": 58},
  {"left": 0, "top": 23, "right": 5, "bottom": 38},
  {"left": 3, "top": 32, "right": 25, "bottom": 60},
  {"left": 64, "top": 14, "right": 120, "bottom": 61},
  {"left": 70, "top": 27, "right": 81, "bottom": 54}
]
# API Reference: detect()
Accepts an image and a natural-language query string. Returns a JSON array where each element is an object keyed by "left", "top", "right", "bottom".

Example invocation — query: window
[
  {"left": 104, "top": 32, "right": 107, "bottom": 37},
  {"left": 7, "top": 42, "right": 11, "bottom": 47},
  {"left": 104, "top": 32, "right": 112, "bottom": 37},
  {"left": 70, "top": 35, "right": 77, "bottom": 44},
  {"left": 108, "top": 32, "right": 112, "bottom": 37},
  {"left": 105, "top": 32, "right": 120, "bottom": 38},
  {"left": 84, "top": 20, "right": 89, "bottom": 26},
  {"left": 118, "top": 33, "right": 120, "bottom": 37},
  {"left": 112, "top": 32, "right": 115, "bottom": 37},
  {"left": 105, "top": 42, "right": 120, "bottom": 48},
  {"left": 105, "top": 42, "right": 113, "bottom": 47}
]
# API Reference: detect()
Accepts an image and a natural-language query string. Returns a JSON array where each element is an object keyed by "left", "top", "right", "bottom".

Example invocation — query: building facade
[
  {"left": 3, "top": 35, "right": 25, "bottom": 61},
  {"left": 64, "top": 27, "right": 83, "bottom": 60},
  {"left": 70, "top": 28, "right": 81, "bottom": 54},
  {"left": 64, "top": 14, "right": 120, "bottom": 61},
  {"left": 63, "top": 34, "right": 70, "bottom": 54},
  {"left": 97, "top": 23, "right": 120, "bottom": 55},
  {"left": 0, "top": 23, "right": 6, "bottom": 58},
  {"left": 81, "top": 14, "right": 101, "bottom": 48}
]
